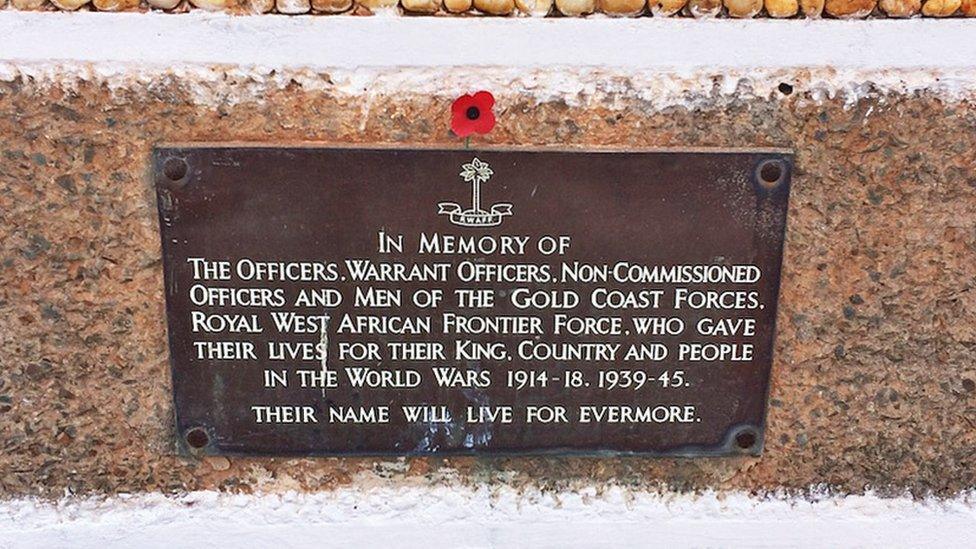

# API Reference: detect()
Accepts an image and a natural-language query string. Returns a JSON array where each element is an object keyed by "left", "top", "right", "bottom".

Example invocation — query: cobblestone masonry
[
  {"left": 0, "top": 71, "right": 975, "bottom": 499},
  {"left": 2, "top": 0, "right": 976, "bottom": 16}
]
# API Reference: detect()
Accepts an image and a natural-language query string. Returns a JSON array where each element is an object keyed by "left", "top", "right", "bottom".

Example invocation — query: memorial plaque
[{"left": 154, "top": 146, "right": 791, "bottom": 456}]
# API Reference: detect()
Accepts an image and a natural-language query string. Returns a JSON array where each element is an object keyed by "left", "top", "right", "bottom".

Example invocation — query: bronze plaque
[{"left": 154, "top": 146, "right": 791, "bottom": 457}]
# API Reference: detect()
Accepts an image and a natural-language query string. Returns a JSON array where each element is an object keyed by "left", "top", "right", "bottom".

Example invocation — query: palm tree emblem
[{"left": 438, "top": 157, "right": 513, "bottom": 227}]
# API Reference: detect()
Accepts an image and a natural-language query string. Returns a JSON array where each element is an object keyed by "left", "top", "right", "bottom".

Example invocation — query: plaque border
[{"left": 152, "top": 144, "right": 793, "bottom": 458}]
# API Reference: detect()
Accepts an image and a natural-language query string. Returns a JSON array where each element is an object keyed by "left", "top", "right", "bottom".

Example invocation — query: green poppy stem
[{"left": 464, "top": 136, "right": 471, "bottom": 150}]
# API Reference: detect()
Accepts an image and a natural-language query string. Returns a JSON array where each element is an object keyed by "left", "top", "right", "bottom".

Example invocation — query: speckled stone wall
[{"left": 1, "top": 73, "right": 974, "bottom": 499}]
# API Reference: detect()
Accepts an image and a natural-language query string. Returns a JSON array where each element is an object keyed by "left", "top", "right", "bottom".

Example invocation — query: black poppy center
[{"left": 466, "top": 106, "right": 481, "bottom": 120}]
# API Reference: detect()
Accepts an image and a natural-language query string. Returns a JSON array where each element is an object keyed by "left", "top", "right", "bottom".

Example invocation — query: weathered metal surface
[{"left": 154, "top": 146, "right": 791, "bottom": 457}]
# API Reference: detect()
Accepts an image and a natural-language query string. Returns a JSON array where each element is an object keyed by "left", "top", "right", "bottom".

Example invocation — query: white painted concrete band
[
  {"left": 1, "top": 12, "right": 975, "bottom": 549},
  {"left": 0, "top": 12, "right": 975, "bottom": 70},
  {"left": 1, "top": 487, "right": 975, "bottom": 548}
]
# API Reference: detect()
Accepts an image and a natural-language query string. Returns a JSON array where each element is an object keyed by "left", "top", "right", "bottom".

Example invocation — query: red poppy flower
[{"left": 451, "top": 91, "right": 496, "bottom": 138}]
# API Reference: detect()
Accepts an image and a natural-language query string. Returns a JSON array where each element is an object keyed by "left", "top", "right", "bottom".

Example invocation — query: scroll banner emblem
[{"left": 438, "top": 157, "right": 513, "bottom": 228}]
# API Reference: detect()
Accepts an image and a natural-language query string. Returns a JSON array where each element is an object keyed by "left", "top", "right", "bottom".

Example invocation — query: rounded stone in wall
[
  {"left": 556, "top": 0, "right": 595, "bottom": 14},
  {"left": 444, "top": 0, "right": 472, "bottom": 11},
  {"left": 765, "top": 0, "right": 799, "bottom": 17},
  {"left": 799, "top": 0, "right": 824, "bottom": 14},
  {"left": 11, "top": 0, "right": 47, "bottom": 9},
  {"left": 686, "top": 0, "right": 722, "bottom": 16},
  {"left": 921, "top": 0, "right": 960, "bottom": 14},
  {"left": 879, "top": 0, "right": 919, "bottom": 16},
  {"left": 246, "top": 0, "right": 275, "bottom": 12},
  {"left": 599, "top": 0, "right": 645, "bottom": 15},
  {"left": 188, "top": 0, "right": 235, "bottom": 9},
  {"left": 401, "top": 0, "right": 441, "bottom": 11},
  {"left": 649, "top": 0, "right": 687, "bottom": 14},
  {"left": 474, "top": 0, "right": 516, "bottom": 14},
  {"left": 725, "top": 0, "right": 762, "bottom": 18},
  {"left": 276, "top": 0, "right": 311, "bottom": 13},
  {"left": 49, "top": 0, "right": 90, "bottom": 10},
  {"left": 824, "top": 0, "right": 875, "bottom": 17},
  {"left": 93, "top": 0, "right": 141, "bottom": 10},
  {"left": 312, "top": 0, "right": 353, "bottom": 12},
  {"left": 515, "top": 0, "right": 553, "bottom": 15}
]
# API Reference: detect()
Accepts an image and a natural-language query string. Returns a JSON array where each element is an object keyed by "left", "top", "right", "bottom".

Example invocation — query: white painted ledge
[
  {"left": 0, "top": 12, "right": 975, "bottom": 70},
  {"left": 1, "top": 487, "right": 975, "bottom": 548},
  {"left": 0, "top": 13, "right": 975, "bottom": 549}
]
